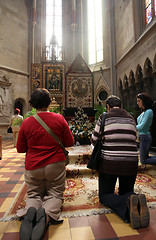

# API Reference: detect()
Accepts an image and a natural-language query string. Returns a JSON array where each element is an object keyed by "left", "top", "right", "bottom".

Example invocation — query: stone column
[
  {"left": 71, "top": 0, "right": 77, "bottom": 60},
  {"left": 32, "top": 0, "right": 37, "bottom": 63}
]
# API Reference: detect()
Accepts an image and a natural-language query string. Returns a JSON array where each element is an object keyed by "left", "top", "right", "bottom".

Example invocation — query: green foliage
[
  {"left": 13, "top": 108, "right": 36, "bottom": 126},
  {"left": 68, "top": 107, "right": 96, "bottom": 145},
  {"left": 23, "top": 108, "right": 37, "bottom": 119},
  {"left": 12, "top": 118, "right": 23, "bottom": 126},
  {"left": 12, "top": 106, "right": 64, "bottom": 126},
  {"left": 94, "top": 104, "right": 106, "bottom": 120},
  {"left": 126, "top": 107, "right": 138, "bottom": 118},
  {"left": 49, "top": 105, "right": 64, "bottom": 115}
]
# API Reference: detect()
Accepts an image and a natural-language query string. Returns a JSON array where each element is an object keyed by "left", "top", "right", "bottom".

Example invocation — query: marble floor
[{"left": 0, "top": 140, "right": 156, "bottom": 240}]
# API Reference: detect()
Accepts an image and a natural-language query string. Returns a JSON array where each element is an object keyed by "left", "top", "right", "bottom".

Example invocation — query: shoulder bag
[
  {"left": 7, "top": 125, "right": 13, "bottom": 133},
  {"left": 33, "top": 114, "right": 69, "bottom": 165},
  {"left": 87, "top": 112, "right": 106, "bottom": 170}
]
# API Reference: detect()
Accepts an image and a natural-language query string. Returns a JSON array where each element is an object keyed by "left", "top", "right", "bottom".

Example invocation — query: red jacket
[{"left": 17, "top": 112, "right": 74, "bottom": 170}]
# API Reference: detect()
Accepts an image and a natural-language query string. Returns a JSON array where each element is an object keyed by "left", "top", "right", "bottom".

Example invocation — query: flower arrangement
[{"left": 68, "top": 107, "right": 96, "bottom": 145}]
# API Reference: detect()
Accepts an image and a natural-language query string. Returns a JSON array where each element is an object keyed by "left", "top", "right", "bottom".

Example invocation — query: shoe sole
[
  {"left": 36, "top": 207, "right": 46, "bottom": 222},
  {"left": 138, "top": 194, "right": 150, "bottom": 228},
  {"left": 26, "top": 207, "right": 36, "bottom": 221},
  {"left": 130, "top": 195, "right": 140, "bottom": 229},
  {"left": 50, "top": 217, "right": 64, "bottom": 225},
  {"left": 31, "top": 208, "right": 46, "bottom": 240},
  {"left": 19, "top": 207, "right": 36, "bottom": 240}
]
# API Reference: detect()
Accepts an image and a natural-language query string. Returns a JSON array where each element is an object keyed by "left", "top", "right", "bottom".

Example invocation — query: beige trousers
[
  {"left": 13, "top": 131, "right": 19, "bottom": 147},
  {"left": 16, "top": 161, "right": 66, "bottom": 221}
]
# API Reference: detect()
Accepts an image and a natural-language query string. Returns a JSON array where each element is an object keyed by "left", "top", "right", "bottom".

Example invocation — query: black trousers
[{"left": 99, "top": 172, "right": 137, "bottom": 222}]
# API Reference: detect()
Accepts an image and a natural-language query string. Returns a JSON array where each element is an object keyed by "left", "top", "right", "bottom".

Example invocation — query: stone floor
[{"left": 0, "top": 140, "right": 156, "bottom": 240}]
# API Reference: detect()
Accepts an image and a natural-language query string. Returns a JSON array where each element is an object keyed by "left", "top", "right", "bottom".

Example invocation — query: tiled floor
[{"left": 0, "top": 140, "right": 156, "bottom": 240}]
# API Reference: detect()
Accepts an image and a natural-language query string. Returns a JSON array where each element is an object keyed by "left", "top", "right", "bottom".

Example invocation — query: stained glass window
[
  {"left": 145, "top": 0, "right": 156, "bottom": 24},
  {"left": 46, "top": 0, "right": 62, "bottom": 61},
  {"left": 87, "top": 0, "right": 103, "bottom": 65},
  {"left": 145, "top": 0, "right": 152, "bottom": 24}
]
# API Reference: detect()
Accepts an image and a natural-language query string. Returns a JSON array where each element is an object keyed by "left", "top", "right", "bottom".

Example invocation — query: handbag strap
[
  {"left": 100, "top": 112, "right": 106, "bottom": 137},
  {"left": 33, "top": 114, "right": 67, "bottom": 153}
]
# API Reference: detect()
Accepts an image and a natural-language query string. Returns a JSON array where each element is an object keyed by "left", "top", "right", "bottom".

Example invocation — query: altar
[
  {"left": 66, "top": 145, "right": 92, "bottom": 165},
  {"left": 31, "top": 54, "right": 96, "bottom": 121}
]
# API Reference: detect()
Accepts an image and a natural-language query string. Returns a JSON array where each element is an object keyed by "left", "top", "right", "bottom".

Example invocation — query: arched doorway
[{"left": 14, "top": 98, "right": 25, "bottom": 116}]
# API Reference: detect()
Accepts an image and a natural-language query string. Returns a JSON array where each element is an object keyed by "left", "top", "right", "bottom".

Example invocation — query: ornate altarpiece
[
  {"left": 66, "top": 54, "right": 93, "bottom": 108},
  {"left": 31, "top": 56, "right": 95, "bottom": 120},
  {"left": 31, "top": 62, "right": 65, "bottom": 106},
  {"left": 64, "top": 54, "right": 95, "bottom": 120}
]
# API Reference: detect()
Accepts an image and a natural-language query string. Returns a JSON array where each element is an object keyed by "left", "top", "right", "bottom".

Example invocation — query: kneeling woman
[
  {"left": 16, "top": 88, "right": 74, "bottom": 240},
  {"left": 136, "top": 93, "right": 156, "bottom": 166}
]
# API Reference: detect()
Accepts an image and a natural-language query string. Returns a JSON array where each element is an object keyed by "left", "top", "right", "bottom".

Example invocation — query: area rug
[{"left": 2, "top": 163, "right": 156, "bottom": 221}]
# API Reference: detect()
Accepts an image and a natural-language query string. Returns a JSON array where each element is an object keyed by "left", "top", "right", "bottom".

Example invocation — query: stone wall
[
  {"left": 115, "top": 0, "right": 156, "bottom": 101},
  {"left": 0, "top": 0, "right": 30, "bottom": 138}
]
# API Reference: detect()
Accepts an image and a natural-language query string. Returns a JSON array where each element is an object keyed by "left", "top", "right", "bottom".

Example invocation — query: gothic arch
[
  {"left": 128, "top": 70, "right": 136, "bottom": 107},
  {"left": 143, "top": 57, "right": 154, "bottom": 94},
  {"left": 122, "top": 75, "right": 129, "bottom": 109},
  {"left": 129, "top": 70, "right": 135, "bottom": 86},
  {"left": 118, "top": 78, "right": 123, "bottom": 104},
  {"left": 135, "top": 64, "right": 143, "bottom": 83},
  {"left": 14, "top": 98, "right": 26, "bottom": 116},
  {"left": 123, "top": 75, "right": 129, "bottom": 90},
  {"left": 153, "top": 54, "right": 156, "bottom": 72},
  {"left": 118, "top": 78, "right": 123, "bottom": 90},
  {"left": 143, "top": 57, "right": 153, "bottom": 78}
]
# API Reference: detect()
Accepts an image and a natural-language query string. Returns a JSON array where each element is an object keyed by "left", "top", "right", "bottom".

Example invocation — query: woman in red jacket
[{"left": 17, "top": 88, "right": 74, "bottom": 240}]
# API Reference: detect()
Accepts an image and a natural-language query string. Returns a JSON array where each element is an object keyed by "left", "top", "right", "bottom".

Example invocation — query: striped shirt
[{"left": 91, "top": 108, "right": 138, "bottom": 176}]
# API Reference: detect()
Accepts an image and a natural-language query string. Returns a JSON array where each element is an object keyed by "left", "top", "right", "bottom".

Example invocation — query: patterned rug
[
  {"left": 3, "top": 163, "right": 156, "bottom": 221},
  {"left": 1, "top": 143, "right": 156, "bottom": 221}
]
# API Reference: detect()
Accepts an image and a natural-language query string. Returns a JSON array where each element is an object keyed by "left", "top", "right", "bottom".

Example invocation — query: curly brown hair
[
  {"left": 29, "top": 88, "right": 51, "bottom": 109},
  {"left": 137, "top": 92, "right": 154, "bottom": 110}
]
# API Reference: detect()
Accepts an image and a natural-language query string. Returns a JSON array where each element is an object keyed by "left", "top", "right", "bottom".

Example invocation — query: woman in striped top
[{"left": 91, "top": 95, "right": 149, "bottom": 229}]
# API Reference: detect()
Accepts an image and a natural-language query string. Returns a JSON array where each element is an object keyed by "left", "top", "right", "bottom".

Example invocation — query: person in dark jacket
[{"left": 91, "top": 95, "right": 149, "bottom": 229}]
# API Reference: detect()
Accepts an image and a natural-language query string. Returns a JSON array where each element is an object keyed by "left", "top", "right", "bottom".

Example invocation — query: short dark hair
[
  {"left": 29, "top": 88, "right": 51, "bottom": 109},
  {"left": 106, "top": 95, "right": 121, "bottom": 108},
  {"left": 137, "top": 92, "right": 153, "bottom": 110}
]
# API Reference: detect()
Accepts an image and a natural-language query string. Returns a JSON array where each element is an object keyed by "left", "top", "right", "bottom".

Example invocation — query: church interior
[{"left": 0, "top": 0, "right": 156, "bottom": 239}]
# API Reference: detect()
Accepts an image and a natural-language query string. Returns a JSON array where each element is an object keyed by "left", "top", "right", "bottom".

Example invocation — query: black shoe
[
  {"left": 129, "top": 195, "right": 140, "bottom": 229},
  {"left": 138, "top": 194, "right": 150, "bottom": 228},
  {"left": 49, "top": 217, "right": 64, "bottom": 225},
  {"left": 19, "top": 207, "right": 36, "bottom": 240},
  {"left": 31, "top": 207, "right": 47, "bottom": 240}
]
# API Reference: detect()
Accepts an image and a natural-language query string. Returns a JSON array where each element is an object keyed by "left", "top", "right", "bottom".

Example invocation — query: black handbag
[
  {"left": 87, "top": 112, "right": 106, "bottom": 170},
  {"left": 7, "top": 126, "right": 13, "bottom": 133}
]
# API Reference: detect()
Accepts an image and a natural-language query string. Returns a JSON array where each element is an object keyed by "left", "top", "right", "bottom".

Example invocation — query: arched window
[
  {"left": 145, "top": 0, "right": 156, "bottom": 25},
  {"left": 87, "top": 0, "right": 103, "bottom": 65},
  {"left": 46, "top": 0, "right": 62, "bottom": 61}
]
